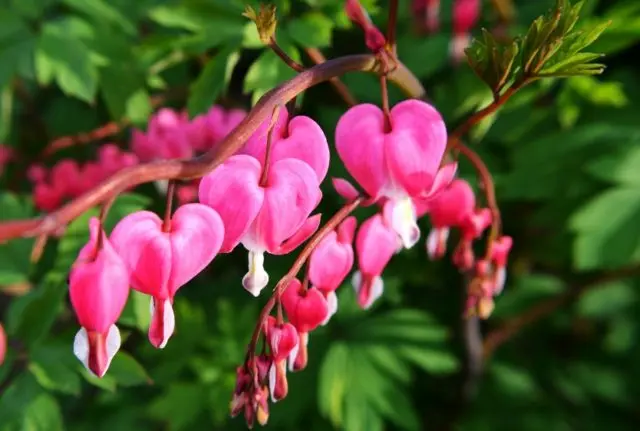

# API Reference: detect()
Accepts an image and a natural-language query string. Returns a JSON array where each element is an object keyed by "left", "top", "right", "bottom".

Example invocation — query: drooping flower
[
  {"left": 488, "top": 235, "right": 513, "bottom": 294},
  {"left": 131, "top": 108, "right": 192, "bottom": 162},
  {"left": 308, "top": 216, "right": 356, "bottom": 293},
  {"left": 265, "top": 316, "right": 298, "bottom": 402},
  {"left": 452, "top": 207, "right": 492, "bottom": 270},
  {"left": 110, "top": 204, "right": 224, "bottom": 348},
  {"left": 352, "top": 208, "right": 401, "bottom": 309},
  {"left": 424, "top": 179, "right": 476, "bottom": 259},
  {"left": 345, "top": 0, "right": 387, "bottom": 52},
  {"left": 412, "top": 0, "right": 440, "bottom": 33},
  {"left": 451, "top": 0, "right": 481, "bottom": 61},
  {"left": 70, "top": 217, "right": 130, "bottom": 377},
  {"left": 199, "top": 112, "right": 328, "bottom": 297},
  {"left": 335, "top": 100, "right": 456, "bottom": 249}
]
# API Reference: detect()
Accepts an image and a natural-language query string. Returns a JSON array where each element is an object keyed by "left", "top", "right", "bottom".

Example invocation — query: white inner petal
[
  {"left": 390, "top": 197, "right": 421, "bottom": 249},
  {"left": 154, "top": 180, "right": 169, "bottom": 194},
  {"left": 268, "top": 363, "right": 277, "bottom": 403},
  {"left": 426, "top": 227, "right": 449, "bottom": 259},
  {"left": 242, "top": 250, "right": 269, "bottom": 297},
  {"left": 73, "top": 327, "right": 89, "bottom": 371},
  {"left": 494, "top": 267, "right": 507, "bottom": 295},
  {"left": 321, "top": 291, "right": 339, "bottom": 326},
  {"left": 363, "top": 276, "right": 384, "bottom": 310},
  {"left": 104, "top": 324, "right": 122, "bottom": 371}
]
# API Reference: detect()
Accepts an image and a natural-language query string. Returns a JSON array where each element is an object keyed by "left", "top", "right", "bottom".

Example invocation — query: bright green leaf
[
  {"left": 28, "top": 341, "right": 82, "bottom": 396},
  {"left": 61, "top": 0, "right": 136, "bottom": 35},
  {"left": 244, "top": 41, "right": 299, "bottom": 105},
  {"left": 576, "top": 281, "right": 637, "bottom": 318},
  {"left": 187, "top": 47, "right": 240, "bottom": 117},
  {"left": 287, "top": 12, "right": 333, "bottom": 48},
  {"left": 109, "top": 352, "right": 153, "bottom": 387}
]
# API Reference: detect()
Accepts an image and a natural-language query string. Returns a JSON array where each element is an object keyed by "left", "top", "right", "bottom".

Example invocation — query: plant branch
[
  {"left": 304, "top": 48, "right": 358, "bottom": 106},
  {"left": 483, "top": 264, "right": 640, "bottom": 359},
  {"left": 268, "top": 37, "right": 305, "bottom": 72},
  {"left": 245, "top": 197, "right": 363, "bottom": 362},
  {"left": 447, "top": 80, "right": 530, "bottom": 148},
  {"left": 455, "top": 142, "right": 501, "bottom": 250},
  {"left": 0, "top": 55, "right": 424, "bottom": 243}
]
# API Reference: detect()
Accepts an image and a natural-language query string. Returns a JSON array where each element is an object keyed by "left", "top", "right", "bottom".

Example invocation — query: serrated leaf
[
  {"left": 187, "top": 46, "right": 240, "bottom": 117},
  {"left": 287, "top": 12, "right": 333, "bottom": 48},
  {"left": 35, "top": 24, "right": 98, "bottom": 102}
]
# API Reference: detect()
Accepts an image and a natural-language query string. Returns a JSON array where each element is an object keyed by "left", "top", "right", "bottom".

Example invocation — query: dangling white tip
[
  {"left": 154, "top": 180, "right": 169, "bottom": 194},
  {"left": 321, "top": 291, "right": 338, "bottom": 326},
  {"left": 390, "top": 198, "right": 421, "bottom": 249},
  {"left": 426, "top": 227, "right": 449, "bottom": 260},
  {"left": 494, "top": 267, "right": 507, "bottom": 295},
  {"left": 149, "top": 298, "right": 175, "bottom": 349},
  {"left": 242, "top": 250, "right": 269, "bottom": 297},
  {"left": 73, "top": 327, "right": 89, "bottom": 370},
  {"left": 73, "top": 325, "right": 121, "bottom": 378},
  {"left": 268, "top": 363, "right": 277, "bottom": 403}
]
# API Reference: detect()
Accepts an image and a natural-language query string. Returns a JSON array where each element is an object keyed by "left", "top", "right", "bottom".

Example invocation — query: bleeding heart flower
[
  {"left": 321, "top": 290, "right": 339, "bottom": 326},
  {"left": 265, "top": 316, "right": 299, "bottom": 362},
  {"left": 308, "top": 216, "right": 356, "bottom": 293},
  {"left": 451, "top": 0, "right": 480, "bottom": 62},
  {"left": 131, "top": 108, "right": 192, "bottom": 162},
  {"left": 110, "top": 203, "right": 224, "bottom": 348},
  {"left": 281, "top": 279, "right": 329, "bottom": 333},
  {"left": 412, "top": 0, "right": 440, "bottom": 33},
  {"left": 488, "top": 235, "right": 513, "bottom": 294},
  {"left": 70, "top": 217, "right": 130, "bottom": 378},
  {"left": 335, "top": 100, "right": 456, "bottom": 249},
  {"left": 425, "top": 179, "right": 476, "bottom": 259},
  {"left": 345, "top": 0, "right": 387, "bottom": 51},
  {"left": 353, "top": 210, "right": 400, "bottom": 309},
  {"left": 199, "top": 155, "right": 322, "bottom": 296},
  {"left": 239, "top": 110, "right": 329, "bottom": 183}
]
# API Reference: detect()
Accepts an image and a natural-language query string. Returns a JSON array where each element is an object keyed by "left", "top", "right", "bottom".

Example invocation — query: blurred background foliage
[{"left": 1, "top": 0, "right": 639, "bottom": 430}]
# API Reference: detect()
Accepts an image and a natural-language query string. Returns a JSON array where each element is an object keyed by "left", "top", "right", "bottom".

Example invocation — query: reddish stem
[
  {"left": 455, "top": 143, "right": 501, "bottom": 257},
  {"left": 162, "top": 181, "right": 176, "bottom": 232},
  {"left": 245, "top": 197, "right": 363, "bottom": 364},
  {"left": 303, "top": 48, "right": 358, "bottom": 106},
  {"left": 259, "top": 107, "right": 281, "bottom": 187},
  {"left": 380, "top": 75, "right": 392, "bottom": 132},
  {"left": 0, "top": 55, "right": 424, "bottom": 244},
  {"left": 387, "top": 0, "right": 399, "bottom": 54},
  {"left": 268, "top": 37, "right": 305, "bottom": 73}
]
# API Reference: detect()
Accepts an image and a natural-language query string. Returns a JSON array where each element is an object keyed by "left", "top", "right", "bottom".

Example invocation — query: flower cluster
[
  {"left": 28, "top": 145, "right": 138, "bottom": 212},
  {"left": 412, "top": 0, "right": 481, "bottom": 61},
  {"left": 65, "top": 98, "right": 512, "bottom": 426}
]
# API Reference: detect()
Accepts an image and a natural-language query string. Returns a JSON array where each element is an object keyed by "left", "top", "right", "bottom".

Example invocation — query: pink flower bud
[
  {"left": 281, "top": 279, "right": 329, "bottom": 333},
  {"left": 265, "top": 316, "right": 299, "bottom": 362},
  {"left": 70, "top": 217, "right": 130, "bottom": 378},
  {"left": 308, "top": 217, "right": 356, "bottom": 293}
]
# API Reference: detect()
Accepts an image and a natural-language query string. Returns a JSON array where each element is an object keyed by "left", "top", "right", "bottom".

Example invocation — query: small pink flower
[
  {"left": 345, "top": 0, "right": 387, "bottom": 52},
  {"left": 425, "top": 179, "right": 476, "bottom": 259},
  {"left": 239, "top": 111, "right": 330, "bottom": 183},
  {"left": 27, "top": 164, "right": 47, "bottom": 183},
  {"left": 191, "top": 105, "right": 247, "bottom": 151},
  {"left": 352, "top": 210, "right": 400, "bottom": 309},
  {"left": 265, "top": 316, "right": 299, "bottom": 362},
  {"left": 110, "top": 204, "right": 224, "bottom": 348},
  {"left": 131, "top": 108, "right": 192, "bottom": 162},
  {"left": 451, "top": 0, "right": 480, "bottom": 62},
  {"left": 281, "top": 279, "right": 329, "bottom": 334},
  {"left": 33, "top": 182, "right": 64, "bottom": 212},
  {"left": 199, "top": 155, "right": 322, "bottom": 296},
  {"left": 335, "top": 100, "right": 456, "bottom": 249},
  {"left": 488, "top": 235, "right": 513, "bottom": 294},
  {"left": 70, "top": 217, "right": 130, "bottom": 377},
  {"left": 308, "top": 216, "right": 356, "bottom": 293}
]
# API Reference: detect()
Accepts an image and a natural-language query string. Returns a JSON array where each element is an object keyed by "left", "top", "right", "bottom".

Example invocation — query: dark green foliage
[{"left": 0, "top": 1, "right": 639, "bottom": 430}]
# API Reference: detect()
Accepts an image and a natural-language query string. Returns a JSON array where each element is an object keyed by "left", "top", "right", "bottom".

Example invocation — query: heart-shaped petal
[
  {"left": 335, "top": 104, "right": 388, "bottom": 198},
  {"left": 385, "top": 100, "right": 448, "bottom": 197},
  {"left": 247, "top": 159, "right": 321, "bottom": 253},
  {"left": 308, "top": 231, "right": 354, "bottom": 292},
  {"left": 355, "top": 214, "right": 399, "bottom": 277},
  {"left": 167, "top": 203, "right": 224, "bottom": 291},
  {"left": 428, "top": 178, "right": 476, "bottom": 228},
  {"left": 199, "top": 155, "right": 265, "bottom": 252},
  {"left": 281, "top": 279, "right": 328, "bottom": 333},
  {"left": 110, "top": 211, "right": 173, "bottom": 299}
]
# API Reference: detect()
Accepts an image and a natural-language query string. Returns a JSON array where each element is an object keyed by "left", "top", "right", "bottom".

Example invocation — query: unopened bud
[
  {"left": 243, "top": 4, "right": 277, "bottom": 44},
  {"left": 289, "top": 332, "right": 309, "bottom": 372},
  {"left": 269, "top": 360, "right": 289, "bottom": 402}
]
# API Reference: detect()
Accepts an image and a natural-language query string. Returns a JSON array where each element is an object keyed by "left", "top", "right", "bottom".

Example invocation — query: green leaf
[
  {"left": 318, "top": 343, "right": 349, "bottom": 427},
  {"left": 398, "top": 346, "right": 459, "bottom": 374},
  {"left": 28, "top": 341, "right": 82, "bottom": 396},
  {"left": 35, "top": 23, "right": 98, "bottom": 102},
  {"left": 19, "top": 392, "right": 64, "bottom": 431},
  {"left": 187, "top": 46, "right": 240, "bottom": 117},
  {"left": 119, "top": 289, "right": 152, "bottom": 332},
  {"left": 586, "top": 144, "right": 640, "bottom": 185},
  {"left": 109, "top": 352, "right": 153, "bottom": 387},
  {"left": 570, "top": 187, "right": 640, "bottom": 269},
  {"left": 147, "top": 382, "right": 207, "bottom": 429},
  {"left": 61, "top": 0, "right": 136, "bottom": 35},
  {"left": 0, "top": 193, "right": 34, "bottom": 284},
  {"left": 490, "top": 362, "right": 540, "bottom": 398},
  {"left": 5, "top": 280, "right": 66, "bottom": 346},
  {"left": 576, "top": 281, "right": 637, "bottom": 318},
  {"left": 0, "top": 373, "right": 43, "bottom": 425},
  {"left": 287, "top": 12, "right": 333, "bottom": 48}
]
